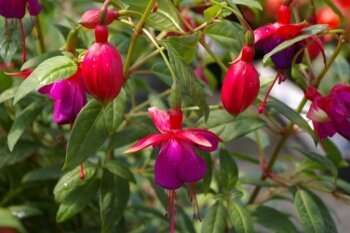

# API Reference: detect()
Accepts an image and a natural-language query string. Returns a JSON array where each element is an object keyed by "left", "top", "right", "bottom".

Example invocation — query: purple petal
[
  {"left": 148, "top": 107, "right": 170, "bottom": 133},
  {"left": 176, "top": 143, "right": 207, "bottom": 183},
  {"left": 38, "top": 84, "right": 53, "bottom": 94},
  {"left": 27, "top": 0, "right": 41, "bottom": 16},
  {"left": 313, "top": 121, "right": 336, "bottom": 140},
  {"left": 187, "top": 128, "right": 220, "bottom": 152},
  {"left": 0, "top": 0, "right": 26, "bottom": 18},
  {"left": 154, "top": 140, "right": 184, "bottom": 190}
]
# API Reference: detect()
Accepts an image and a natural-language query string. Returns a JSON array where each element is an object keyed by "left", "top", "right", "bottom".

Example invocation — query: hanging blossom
[
  {"left": 306, "top": 84, "right": 350, "bottom": 141},
  {"left": 126, "top": 107, "right": 220, "bottom": 233},
  {"left": 0, "top": 0, "right": 42, "bottom": 62},
  {"left": 9, "top": 68, "right": 87, "bottom": 125}
]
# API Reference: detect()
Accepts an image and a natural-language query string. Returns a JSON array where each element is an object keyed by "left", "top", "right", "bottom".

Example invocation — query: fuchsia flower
[
  {"left": 80, "top": 8, "right": 119, "bottom": 29},
  {"left": 40, "top": 69, "right": 87, "bottom": 124},
  {"left": 221, "top": 45, "right": 260, "bottom": 116},
  {"left": 306, "top": 84, "right": 350, "bottom": 141},
  {"left": 254, "top": 5, "right": 308, "bottom": 69},
  {"left": 82, "top": 25, "right": 124, "bottom": 103},
  {"left": 0, "top": 0, "right": 41, "bottom": 19},
  {"left": 126, "top": 107, "right": 219, "bottom": 232}
]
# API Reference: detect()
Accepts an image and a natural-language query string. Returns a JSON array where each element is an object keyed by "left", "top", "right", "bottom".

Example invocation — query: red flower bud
[
  {"left": 80, "top": 8, "right": 119, "bottom": 29},
  {"left": 221, "top": 46, "right": 260, "bottom": 116},
  {"left": 82, "top": 25, "right": 124, "bottom": 102}
]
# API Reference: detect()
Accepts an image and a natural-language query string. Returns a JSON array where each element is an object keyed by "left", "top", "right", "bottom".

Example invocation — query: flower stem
[
  {"left": 123, "top": 0, "right": 158, "bottom": 78},
  {"left": 35, "top": 15, "right": 46, "bottom": 54},
  {"left": 199, "top": 39, "right": 227, "bottom": 71}
]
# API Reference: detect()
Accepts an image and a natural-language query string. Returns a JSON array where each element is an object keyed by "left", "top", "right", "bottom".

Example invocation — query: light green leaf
[
  {"left": 228, "top": 202, "right": 254, "bottom": 233},
  {"left": 63, "top": 100, "right": 109, "bottom": 170},
  {"left": 9, "top": 205, "right": 42, "bottom": 219},
  {"left": 103, "top": 89, "right": 126, "bottom": 134},
  {"left": 226, "top": 0, "right": 262, "bottom": 11},
  {"left": 21, "top": 50, "right": 63, "bottom": 71},
  {"left": 164, "top": 33, "right": 200, "bottom": 63},
  {"left": 201, "top": 202, "right": 226, "bottom": 233},
  {"left": 0, "top": 208, "right": 27, "bottom": 233},
  {"left": 100, "top": 170, "right": 130, "bottom": 233},
  {"left": 294, "top": 189, "right": 325, "bottom": 233},
  {"left": 104, "top": 160, "right": 136, "bottom": 183},
  {"left": 263, "top": 24, "right": 328, "bottom": 64},
  {"left": 204, "top": 5, "right": 223, "bottom": 21},
  {"left": 199, "top": 110, "right": 266, "bottom": 142},
  {"left": 219, "top": 148, "right": 238, "bottom": 191},
  {"left": 7, "top": 101, "right": 45, "bottom": 151},
  {"left": 14, "top": 56, "right": 77, "bottom": 104},
  {"left": 0, "top": 87, "right": 17, "bottom": 103}
]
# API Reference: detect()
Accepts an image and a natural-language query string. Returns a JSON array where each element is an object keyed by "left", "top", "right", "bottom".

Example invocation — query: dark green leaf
[
  {"left": 7, "top": 101, "right": 45, "bottom": 151},
  {"left": 163, "top": 37, "right": 209, "bottom": 119},
  {"left": 104, "top": 160, "right": 136, "bottom": 183},
  {"left": 219, "top": 148, "right": 238, "bottom": 191},
  {"left": 201, "top": 201, "right": 226, "bottom": 233},
  {"left": 248, "top": 205, "right": 298, "bottom": 233},
  {"left": 201, "top": 151, "right": 213, "bottom": 194},
  {"left": 0, "top": 208, "right": 27, "bottom": 233},
  {"left": 56, "top": 178, "right": 99, "bottom": 222},
  {"left": 295, "top": 148, "right": 338, "bottom": 178},
  {"left": 267, "top": 97, "right": 316, "bottom": 140},
  {"left": 100, "top": 170, "right": 130, "bottom": 233},
  {"left": 14, "top": 56, "right": 77, "bottom": 104},
  {"left": 177, "top": 206, "right": 196, "bottom": 233},
  {"left": 9, "top": 205, "right": 42, "bottom": 219},
  {"left": 294, "top": 189, "right": 325, "bottom": 233},
  {"left": 322, "top": 139, "right": 347, "bottom": 167},
  {"left": 226, "top": 0, "right": 262, "bottom": 11},
  {"left": 199, "top": 110, "right": 266, "bottom": 142},
  {"left": 205, "top": 20, "right": 243, "bottom": 53},
  {"left": 22, "top": 164, "right": 63, "bottom": 183},
  {"left": 228, "top": 202, "right": 254, "bottom": 233},
  {"left": 63, "top": 100, "right": 109, "bottom": 170},
  {"left": 0, "top": 140, "right": 37, "bottom": 169},
  {"left": 108, "top": 124, "right": 151, "bottom": 150},
  {"left": 103, "top": 89, "right": 126, "bottom": 134},
  {"left": 263, "top": 24, "right": 328, "bottom": 64}
]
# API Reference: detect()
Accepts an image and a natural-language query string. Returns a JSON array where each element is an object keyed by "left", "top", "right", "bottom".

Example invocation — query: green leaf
[
  {"left": 21, "top": 50, "right": 63, "bottom": 71},
  {"left": 267, "top": 97, "right": 316, "bottom": 140},
  {"left": 103, "top": 89, "right": 126, "bottom": 134},
  {"left": 201, "top": 201, "right": 226, "bottom": 233},
  {"left": 226, "top": 0, "right": 262, "bottom": 11},
  {"left": 248, "top": 205, "right": 298, "bottom": 233},
  {"left": 108, "top": 124, "right": 151, "bottom": 149},
  {"left": 177, "top": 206, "right": 196, "bottom": 233},
  {"left": 205, "top": 20, "right": 243, "bottom": 53},
  {"left": 54, "top": 165, "right": 96, "bottom": 203},
  {"left": 22, "top": 164, "right": 63, "bottom": 183},
  {"left": 201, "top": 151, "right": 213, "bottom": 194},
  {"left": 0, "top": 139, "right": 37, "bottom": 169},
  {"left": 56, "top": 178, "right": 99, "bottom": 222},
  {"left": 263, "top": 24, "right": 328, "bottom": 64},
  {"left": 204, "top": 5, "right": 223, "bottom": 21},
  {"left": 0, "top": 87, "right": 17, "bottom": 103},
  {"left": 104, "top": 160, "right": 136, "bottom": 183},
  {"left": 228, "top": 202, "right": 254, "bottom": 233},
  {"left": 0, "top": 208, "right": 27, "bottom": 233},
  {"left": 295, "top": 148, "right": 338, "bottom": 178},
  {"left": 199, "top": 110, "right": 266, "bottom": 142},
  {"left": 219, "top": 148, "right": 238, "bottom": 191},
  {"left": 100, "top": 170, "right": 130, "bottom": 233},
  {"left": 163, "top": 38, "right": 209, "bottom": 118},
  {"left": 63, "top": 100, "right": 109, "bottom": 170},
  {"left": 294, "top": 189, "right": 325, "bottom": 233},
  {"left": 14, "top": 56, "right": 77, "bottom": 104},
  {"left": 7, "top": 101, "right": 45, "bottom": 151},
  {"left": 9, "top": 205, "right": 42, "bottom": 219},
  {"left": 305, "top": 189, "right": 338, "bottom": 233},
  {"left": 322, "top": 139, "right": 347, "bottom": 167},
  {"left": 164, "top": 33, "right": 200, "bottom": 63}
]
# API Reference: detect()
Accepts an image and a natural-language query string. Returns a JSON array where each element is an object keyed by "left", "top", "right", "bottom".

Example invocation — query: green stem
[
  {"left": 119, "top": 9, "right": 143, "bottom": 17},
  {"left": 35, "top": 15, "right": 46, "bottom": 54},
  {"left": 123, "top": 0, "right": 158, "bottom": 78},
  {"left": 200, "top": 39, "right": 227, "bottom": 71},
  {"left": 129, "top": 48, "right": 164, "bottom": 72}
]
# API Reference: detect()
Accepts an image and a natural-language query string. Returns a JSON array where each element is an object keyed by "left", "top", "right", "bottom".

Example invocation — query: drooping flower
[
  {"left": 221, "top": 45, "right": 260, "bottom": 116},
  {"left": 8, "top": 68, "right": 87, "bottom": 125},
  {"left": 79, "top": 8, "right": 119, "bottom": 29},
  {"left": 125, "top": 107, "right": 219, "bottom": 232},
  {"left": 82, "top": 25, "right": 124, "bottom": 103},
  {"left": 0, "top": 0, "right": 41, "bottom": 19},
  {"left": 306, "top": 84, "right": 350, "bottom": 141},
  {"left": 254, "top": 4, "right": 308, "bottom": 70}
]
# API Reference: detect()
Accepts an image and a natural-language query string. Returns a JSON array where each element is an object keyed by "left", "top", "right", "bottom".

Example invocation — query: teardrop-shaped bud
[
  {"left": 221, "top": 46, "right": 260, "bottom": 116},
  {"left": 80, "top": 8, "right": 119, "bottom": 29},
  {"left": 82, "top": 25, "right": 124, "bottom": 103}
]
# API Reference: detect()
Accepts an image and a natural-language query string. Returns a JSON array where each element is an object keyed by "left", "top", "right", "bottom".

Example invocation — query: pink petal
[
  {"left": 176, "top": 143, "right": 207, "bottom": 183},
  {"left": 148, "top": 107, "right": 170, "bottom": 133},
  {"left": 187, "top": 128, "right": 220, "bottom": 152},
  {"left": 154, "top": 139, "right": 184, "bottom": 189},
  {"left": 125, "top": 134, "right": 165, "bottom": 153},
  {"left": 254, "top": 24, "right": 275, "bottom": 45},
  {"left": 176, "top": 130, "right": 212, "bottom": 148}
]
